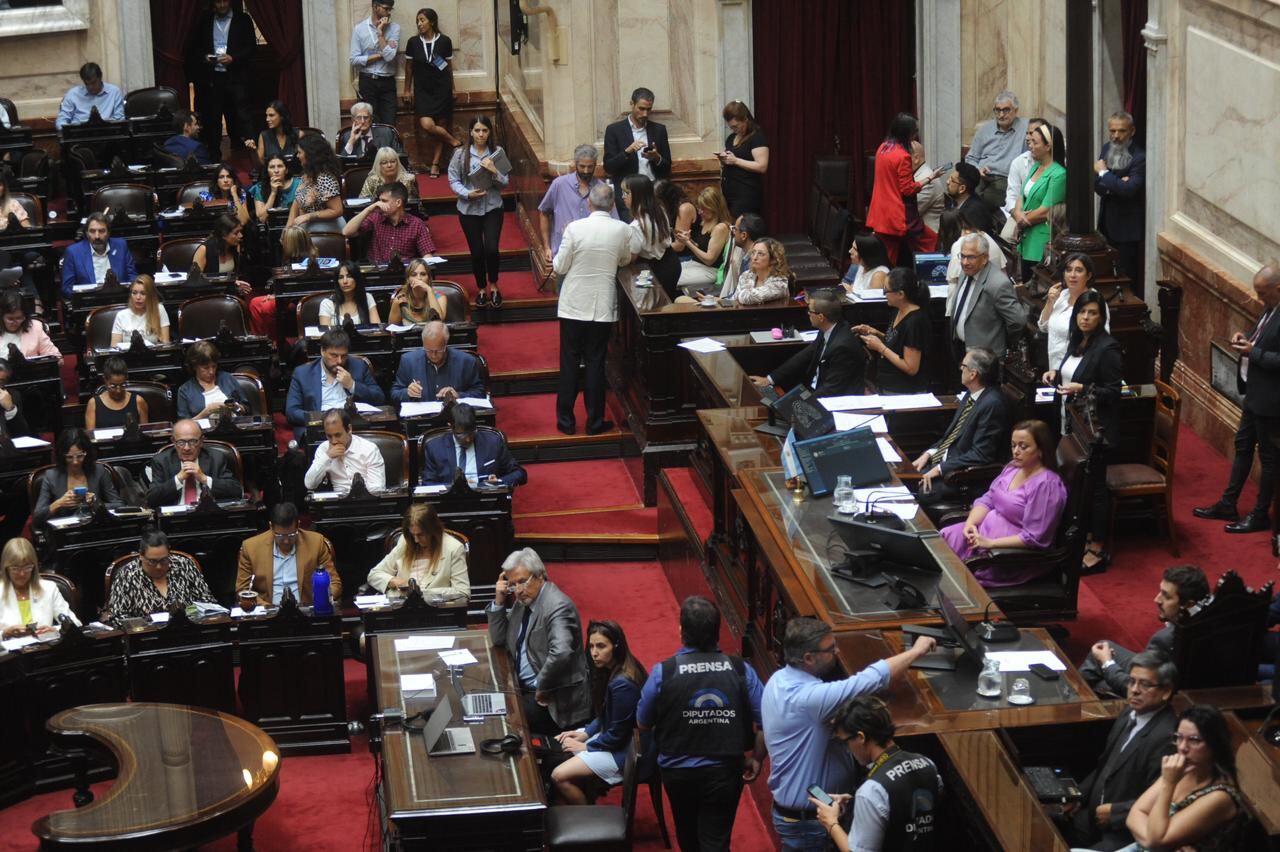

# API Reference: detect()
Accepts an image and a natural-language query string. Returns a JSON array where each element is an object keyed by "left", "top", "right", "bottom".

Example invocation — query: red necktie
[{"left": 183, "top": 476, "right": 198, "bottom": 505}]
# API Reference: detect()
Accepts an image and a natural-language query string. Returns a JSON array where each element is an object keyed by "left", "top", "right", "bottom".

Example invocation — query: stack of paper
[
  {"left": 400, "top": 673, "right": 436, "bottom": 699},
  {"left": 983, "top": 651, "right": 1066, "bottom": 672},
  {"left": 848, "top": 289, "right": 888, "bottom": 302},
  {"left": 677, "top": 338, "right": 727, "bottom": 353},
  {"left": 876, "top": 437, "right": 902, "bottom": 463},
  {"left": 457, "top": 397, "right": 493, "bottom": 409},
  {"left": 414, "top": 484, "right": 449, "bottom": 496},
  {"left": 929, "top": 284, "right": 950, "bottom": 300},
  {"left": 833, "top": 412, "right": 889, "bottom": 433},
  {"left": 401, "top": 401, "right": 444, "bottom": 417},
  {"left": 353, "top": 402, "right": 381, "bottom": 414},
  {"left": 394, "top": 635, "right": 455, "bottom": 652},
  {"left": 820, "top": 394, "right": 882, "bottom": 412},
  {"left": 879, "top": 393, "right": 943, "bottom": 411},
  {"left": 355, "top": 594, "right": 391, "bottom": 609}
]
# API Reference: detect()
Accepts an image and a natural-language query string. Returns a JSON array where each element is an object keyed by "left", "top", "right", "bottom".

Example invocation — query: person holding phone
[
  {"left": 348, "top": 0, "right": 401, "bottom": 126},
  {"left": 32, "top": 427, "right": 120, "bottom": 527},
  {"left": 0, "top": 538, "right": 79, "bottom": 639},
  {"left": 603, "top": 87, "right": 672, "bottom": 221}
]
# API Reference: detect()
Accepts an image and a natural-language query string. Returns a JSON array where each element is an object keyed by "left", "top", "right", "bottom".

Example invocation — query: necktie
[
  {"left": 1099, "top": 712, "right": 1138, "bottom": 803},
  {"left": 810, "top": 331, "right": 828, "bottom": 390},
  {"left": 515, "top": 607, "right": 532, "bottom": 659},
  {"left": 934, "top": 395, "right": 975, "bottom": 456},
  {"left": 952, "top": 276, "right": 975, "bottom": 341},
  {"left": 1241, "top": 308, "right": 1275, "bottom": 383},
  {"left": 183, "top": 476, "right": 198, "bottom": 505},
  {"left": 457, "top": 444, "right": 467, "bottom": 479}
]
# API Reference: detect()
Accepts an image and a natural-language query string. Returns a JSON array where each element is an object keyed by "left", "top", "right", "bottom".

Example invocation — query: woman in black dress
[
  {"left": 404, "top": 8, "right": 461, "bottom": 179},
  {"left": 717, "top": 101, "right": 769, "bottom": 217},
  {"left": 855, "top": 268, "right": 932, "bottom": 394},
  {"left": 83, "top": 356, "right": 149, "bottom": 432}
]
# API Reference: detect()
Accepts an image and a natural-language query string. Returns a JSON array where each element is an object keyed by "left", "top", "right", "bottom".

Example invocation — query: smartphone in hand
[{"left": 807, "top": 783, "right": 834, "bottom": 806}]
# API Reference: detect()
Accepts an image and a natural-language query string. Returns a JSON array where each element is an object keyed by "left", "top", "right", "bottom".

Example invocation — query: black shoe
[
  {"left": 475, "top": 288, "right": 488, "bottom": 308},
  {"left": 1193, "top": 501, "right": 1238, "bottom": 521},
  {"left": 1225, "top": 513, "right": 1269, "bottom": 534},
  {"left": 490, "top": 287, "right": 503, "bottom": 308},
  {"left": 586, "top": 420, "right": 615, "bottom": 436},
  {"left": 1080, "top": 551, "right": 1111, "bottom": 576},
  {"left": 556, "top": 422, "right": 575, "bottom": 436}
]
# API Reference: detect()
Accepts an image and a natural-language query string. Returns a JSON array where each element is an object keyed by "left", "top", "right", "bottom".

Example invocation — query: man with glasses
[
  {"left": 347, "top": 0, "right": 401, "bottom": 128},
  {"left": 749, "top": 291, "right": 866, "bottom": 398},
  {"left": 235, "top": 502, "right": 340, "bottom": 608},
  {"left": 304, "top": 408, "right": 386, "bottom": 495},
  {"left": 145, "top": 418, "right": 243, "bottom": 508},
  {"left": 964, "top": 90, "right": 1029, "bottom": 209},
  {"left": 391, "top": 320, "right": 485, "bottom": 404},
  {"left": 421, "top": 402, "right": 526, "bottom": 488},
  {"left": 286, "top": 327, "right": 385, "bottom": 440},
  {"left": 1068, "top": 651, "right": 1178, "bottom": 851},
  {"left": 106, "top": 529, "right": 216, "bottom": 621},
  {"left": 763, "top": 618, "right": 936, "bottom": 850},
  {"left": 947, "top": 232, "right": 1023, "bottom": 360}
]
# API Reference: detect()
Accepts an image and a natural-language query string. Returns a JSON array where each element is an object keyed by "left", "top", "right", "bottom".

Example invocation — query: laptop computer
[
  {"left": 772, "top": 385, "right": 836, "bottom": 441},
  {"left": 460, "top": 691, "right": 508, "bottom": 718},
  {"left": 829, "top": 510, "right": 942, "bottom": 569},
  {"left": 796, "top": 426, "right": 891, "bottom": 496},
  {"left": 421, "top": 694, "right": 476, "bottom": 756}
]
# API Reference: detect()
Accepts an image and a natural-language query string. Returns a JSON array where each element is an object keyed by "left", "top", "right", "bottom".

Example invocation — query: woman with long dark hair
[
  {"left": 448, "top": 115, "right": 508, "bottom": 307},
  {"left": 248, "top": 154, "right": 301, "bottom": 223},
  {"left": 33, "top": 427, "right": 120, "bottom": 525},
  {"left": 403, "top": 7, "right": 461, "bottom": 179},
  {"left": 0, "top": 289, "right": 60, "bottom": 363},
  {"left": 389, "top": 258, "right": 447, "bottom": 324},
  {"left": 840, "top": 232, "right": 892, "bottom": 293},
  {"left": 865, "top": 113, "right": 945, "bottom": 265},
  {"left": 288, "top": 133, "right": 345, "bottom": 233},
  {"left": 245, "top": 99, "right": 302, "bottom": 165},
  {"left": 855, "top": 267, "right": 931, "bottom": 394},
  {"left": 654, "top": 179, "right": 697, "bottom": 260},
  {"left": 1038, "top": 253, "right": 1109, "bottom": 368},
  {"left": 320, "top": 262, "right": 380, "bottom": 326},
  {"left": 1011, "top": 122, "right": 1066, "bottom": 280},
  {"left": 207, "top": 162, "right": 250, "bottom": 226},
  {"left": 717, "top": 100, "right": 768, "bottom": 217},
  {"left": 1042, "top": 289, "right": 1123, "bottom": 573},
  {"left": 550, "top": 620, "right": 648, "bottom": 804},
  {"left": 622, "top": 175, "right": 680, "bottom": 296}
]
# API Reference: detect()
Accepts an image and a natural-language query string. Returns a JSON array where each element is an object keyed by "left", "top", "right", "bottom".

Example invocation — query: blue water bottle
[{"left": 311, "top": 567, "right": 333, "bottom": 615}]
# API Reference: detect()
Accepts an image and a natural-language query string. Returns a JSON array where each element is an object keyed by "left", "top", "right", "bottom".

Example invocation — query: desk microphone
[{"left": 976, "top": 600, "right": 1019, "bottom": 643}]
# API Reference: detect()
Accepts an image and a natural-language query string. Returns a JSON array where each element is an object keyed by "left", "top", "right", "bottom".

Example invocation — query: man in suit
[
  {"left": 488, "top": 547, "right": 591, "bottom": 735},
  {"left": 602, "top": 87, "right": 672, "bottom": 221},
  {"left": 285, "top": 327, "right": 385, "bottom": 439},
  {"left": 1194, "top": 262, "right": 1280, "bottom": 533},
  {"left": 749, "top": 291, "right": 866, "bottom": 398},
  {"left": 912, "top": 347, "right": 1010, "bottom": 507},
  {"left": 236, "top": 501, "right": 340, "bottom": 607},
  {"left": 945, "top": 163, "right": 993, "bottom": 235},
  {"left": 184, "top": 0, "right": 256, "bottom": 156},
  {"left": 338, "top": 102, "right": 403, "bottom": 161},
  {"left": 162, "top": 109, "right": 211, "bottom": 165},
  {"left": 146, "top": 418, "right": 243, "bottom": 508},
  {"left": 61, "top": 214, "right": 137, "bottom": 297},
  {"left": 553, "top": 182, "right": 639, "bottom": 435},
  {"left": 1093, "top": 111, "right": 1146, "bottom": 287},
  {"left": 391, "top": 321, "right": 484, "bottom": 403},
  {"left": 1080, "top": 565, "right": 1209, "bottom": 696},
  {"left": 421, "top": 402, "right": 526, "bottom": 488},
  {"left": 1067, "top": 651, "right": 1179, "bottom": 851},
  {"left": 949, "top": 232, "right": 1025, "bottom": 359}
]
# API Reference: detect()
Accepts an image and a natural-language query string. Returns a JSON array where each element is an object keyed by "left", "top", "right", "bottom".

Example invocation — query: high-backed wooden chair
[
  {"left": 124, "top": 86, "right": 180, "bottom": 119},
  {"left": 178, "top": 294, "right": 248, "bottom": 338},
  {"left": 342, "top": 166, "right": 371, "bottom": 199},
  {"left": 12, "top": 192, "right": 43, "bottom": 227},
  {"left": 41, "top": 572, "right": 80, "bottom": 622},
  {"left": 357, "top": 430, "right": 409, "bottom": 489},
  {"left": 433, "top": 280, "right": 471, "bottom": 324},
  {"left": 104, "top": 549, "right": 202, "bottom": 600},
  {"left": 175, "top": 180, "right": 216, "bottom": 207},
  {"left": 310, "top": 232, "right": 349, "bottom": 261},
  {"left": 84, "top": 305, "right": 127, "bottom": 352},
  {"left": 1172, "top": 571, "right": 1274, "bottom": 689},
  {"left": 296, "top": 292, "right": 331, "bottom": 331},
  {"left": 231, "top": 372, "right": 268, "bottom": 415},
  {"left": 1106, "top": 380, "right": 1181, "bottom": 554},
  {"left": 89, "top": 183, "right": 155, "bottom": 219},
  {"left": 157, "top": 237, "right": 206, "bottom": 274},
  {"left": 92, "top": 380, "right": 174, "bottom": 423}
]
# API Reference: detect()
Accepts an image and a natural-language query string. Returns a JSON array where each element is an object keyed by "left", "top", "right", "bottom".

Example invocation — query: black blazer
[
  {"left": 1238, "top": 308, "right": 1280, "bottom": 417},
  {"left": 145, "top": 446, "right": 243, "bottom": 508},
  {"left": 1056, "top": 332, "right": 1123, "bottom": 446},
  {"left": 602, "top": 118, "right": 672, "bottom": 183},
  {"left": 935, "top": 386, "right": 1009, "bottom": 475},
  {"left": 1074, "top": 704, "right": 1177, "bottom": 850},
  {"left": 1094, "top": 142, "right": 1146, "bottom": 245},
  {"left": 771, "top": 322, "right": 867, "bottom": 398},
  {"left": 184, "top": 11, "right": 258, "bottom": 85}
]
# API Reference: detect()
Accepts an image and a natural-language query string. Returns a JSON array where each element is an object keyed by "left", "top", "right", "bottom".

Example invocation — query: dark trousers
[
  {"left": 1111, "top": 240, "right": 1143, "bottom": 297},
  {"left": 458, "top": 208, "right": 503, "bottom": 291},
  {"left": 1221, "top": 409, "right": 1280, "bottom": 517},
  {"left": 357, "top": 73, "right": 398, "bottom": 126},
  {"left": 557, "top": 319, "right": 611, "bottom": 432},
  {"left": 519, "top": 689, "right": 565, "bottom": 736},
  {"left": 196, "top": 75, "right": 253, "bottom": 155},
  {"left": 661, "top": 763, "right": 744, "bottom": 852}
]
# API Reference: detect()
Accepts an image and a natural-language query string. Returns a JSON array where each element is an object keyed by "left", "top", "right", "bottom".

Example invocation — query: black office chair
[
  {"left": 231, "top": 372, "right": 268, "bottom": 415},
  {"left": 358, "top": 430, "right": 409, "bottom": 489},
  {"left": 89, "top": 183, "right": 156, "bottom": 219},
  {"left": 124, "top": 86, "right": 180, "bottom": 119},
  {"left": 90, "top": 380, "right": 174, "bottom": 424},
  {"left": 342, "top": 166, "right": 372, "bottom": 199},
  {"left": 84, "top": 305, "right": 127, "bottom": 353},
  {"left": 545, "top": 730, "right": 642, "bottom": 852},
  {"left": 178, "top": 295, "right": 249, "bottom": 338},
  {"left": 157, "top": 237, "right": 206, "bottom": 273}
]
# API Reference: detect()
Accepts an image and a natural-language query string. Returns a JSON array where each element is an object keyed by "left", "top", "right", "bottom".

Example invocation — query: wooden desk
[
  {"left": 122, "top": 611, "right": 237, "bottom": 714},
  {"left": 1224, "top": 711, "right": 1280, "bottom": 839},
  {"left": 32, "top": 703, "right": 280, "bottom": 851},
  {"left": 371, "top": 629, "right": 545, "bottom": 851},
  {"left": 6, "top": 353, "right": 63, "bottom": 433}
]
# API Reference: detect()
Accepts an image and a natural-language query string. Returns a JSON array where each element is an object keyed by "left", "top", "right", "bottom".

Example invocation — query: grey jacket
[{"left": 953, "top": 261, "right": 1026, "bottom": 356}]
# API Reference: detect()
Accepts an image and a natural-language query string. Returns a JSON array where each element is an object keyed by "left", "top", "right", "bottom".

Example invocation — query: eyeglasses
[
  {"left": 510, "top": 576, "right": 538, "bottom": 589},
  {"left": 812, "top": 643, "right": 838, "bottom": 657},
  {"left": 1126, "top": 677, "right": 1159, "bottom": 691},
  {"left": 424, "top": 347, "right": 447, "bottom": 355},
  {"left": 993, "top": 106, "right": 1015, "bottom": 114},
  {"left": 832, "top": 732, "right": 856, "bottom": 744},
  {"left": 141, "top": 555, "right": 171, "bottom": 569},
  {"left": 1171, "top": 734, "right": 1204, "bottom": 746},
  {"left": 174, "top": 438, "right": 201, "bottom": 448},
  {"left": 960, "top": 362, "right": 976, "bottom": 372},
  {"left": 272, "top": 532, "right": 299, "bottom": 541},
  {"left": 9, "top": 563, "right": 35, "bottom": 573},
  {"left": 959, "top": 253, "right": 983, "bottom": 261},
  {"left": 105, "top": 382, "right": 127, "bottom": 391}
]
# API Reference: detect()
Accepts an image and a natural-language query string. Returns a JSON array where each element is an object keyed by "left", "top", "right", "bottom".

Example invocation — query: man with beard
[
  {"left": 762, "top": 617, "right": 936, "bottom": 850},
  {"left": 537, "top": 143, "right": 617, "bottom": 266},
  {"left": 1094, "top": 111, "right": 1146, "bottom": 287},
  {"left": 61, "top": 213, "right": 137, "bottom": 297}
]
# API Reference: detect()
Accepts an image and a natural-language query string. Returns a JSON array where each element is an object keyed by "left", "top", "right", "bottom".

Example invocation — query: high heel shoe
[{"left": 1080, "top": 548, "right": 1111, "bottom": 576}]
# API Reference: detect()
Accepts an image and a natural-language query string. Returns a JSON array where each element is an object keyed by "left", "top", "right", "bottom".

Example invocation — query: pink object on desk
[{"left": 770, "top": 328, "right": 783, "bottom": 340}]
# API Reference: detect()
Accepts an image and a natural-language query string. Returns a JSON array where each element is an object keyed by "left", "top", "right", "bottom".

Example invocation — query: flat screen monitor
[
  {"left": 828, "top": 511, "right": 942, "bottom": 571},
  {"left": 768, "top": 385, "right": 834, "bottom": 440},
  {"left": 937, "top": 589, "right": 986, "bottom": 666},
  {"left": 796, "top": 426, "right": 889, "bottom": 495}
]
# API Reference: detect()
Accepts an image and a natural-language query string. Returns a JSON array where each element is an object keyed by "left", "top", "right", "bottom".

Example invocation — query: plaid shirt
[{"left": 358, "top": 209, "right": 436, "bottom": 263}]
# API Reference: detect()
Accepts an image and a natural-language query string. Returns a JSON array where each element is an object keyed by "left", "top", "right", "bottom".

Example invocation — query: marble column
[
  {"left": 303, "top": 0, "right": 341, "bottom": 133},
  {"left": 718, "top": 0, "right": 754, "bottom": 108},
  {"left": 1141, "top": 2, "right": 1168, "bottom": 315},
  {"left": 916, "top": 0, "right": 962, "bottom": 163},
  {"left": 116, "top": 0, "right": 155, "bottom": 94}
]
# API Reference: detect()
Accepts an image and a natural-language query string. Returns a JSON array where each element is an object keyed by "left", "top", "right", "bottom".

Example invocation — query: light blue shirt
[
  {"left": 56, "top": 82, "right": 125, "bottom": 130},
  {"left": 456, "top": 442, "right": 478, "bottom": 485},
  {"left": 448, "top": 146, "right": 509, "bottom": 216},
  {"left": 320, "top": 369, "right": 348, "bottom": 410},
  {"left": 516, "top": 622, "right": 538, "bottom": 690},
  {"left": 212, "top": 12, "right": 233, "bottom": 73},
  {"left": 270, "top": 542, "right": 298, "bottom": 605},
  {"left": 349, "top": 16, "right": 400, "bottom": 76},
  {"left": 763, "top": 660, "right": 890, "bottom": 810}
]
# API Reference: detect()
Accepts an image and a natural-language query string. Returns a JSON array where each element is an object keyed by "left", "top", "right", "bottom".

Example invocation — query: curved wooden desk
[{"left": 32, "top": 703, "right": 280, "bottom": 851}]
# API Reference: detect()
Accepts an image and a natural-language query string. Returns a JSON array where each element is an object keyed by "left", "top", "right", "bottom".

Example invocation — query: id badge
[{"left": 431, "top": 54, "right": 448, "bottom": 71}]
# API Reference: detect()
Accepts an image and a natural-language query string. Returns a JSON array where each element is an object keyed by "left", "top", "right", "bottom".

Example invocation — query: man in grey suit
[
  {"left": 488, "top": 547, "right": 591, "bottom": 735},
  {"left": 1066, "top": 651, "right": 1178, "bottom": 851},
  {"left": 949, "top": 232, "right": 1026, "bottom": 361}
]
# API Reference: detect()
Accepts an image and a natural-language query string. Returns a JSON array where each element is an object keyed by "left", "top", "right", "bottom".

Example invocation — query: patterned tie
[{"left": 934, "top": 395, "right": 975, "bottom": 455}]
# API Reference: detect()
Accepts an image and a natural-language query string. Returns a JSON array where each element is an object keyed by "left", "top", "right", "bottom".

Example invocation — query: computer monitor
[
  {"left": 936, "top": 589, "right": 986, "bottom": 667},
  {"left": 769, "top": 385, "right": 835, "bottom": 440},
  {"left": 914, "top": 253, "right": 949, "bottom": 287},
  {"left": 796, "top": 426, "right": 890, "bottom": 495},
  {"left": 828, "top": 511, "right": 942, "bottom": 571}
]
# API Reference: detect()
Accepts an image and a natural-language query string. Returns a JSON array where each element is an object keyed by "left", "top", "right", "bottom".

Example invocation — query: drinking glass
[{"left": 832, "top": 474, "right": 856, "bottom": 514}]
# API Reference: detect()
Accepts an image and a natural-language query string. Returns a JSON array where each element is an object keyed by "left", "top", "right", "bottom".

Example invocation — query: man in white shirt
[
  {"left": 602, "top": 87, "right": 672, "bottom": 221},
  {"left": 552, "top": 183, "right": 639, "bottom": 435},
  {"left": 304, "top": 408, "right": 386, "bottom": 495}
]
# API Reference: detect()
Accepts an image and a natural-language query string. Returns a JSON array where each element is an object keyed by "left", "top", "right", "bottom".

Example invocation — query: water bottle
[
  {"left": 311, "top": 566, "right": 333, "bottom": 615},
  {"left": 832, "top": 475, "right": 856, "bottom": 514}
]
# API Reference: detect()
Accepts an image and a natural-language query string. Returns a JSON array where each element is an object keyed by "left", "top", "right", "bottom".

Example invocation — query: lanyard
[{"left": 865, "top": 745, "right": 900, "bottom": 780}]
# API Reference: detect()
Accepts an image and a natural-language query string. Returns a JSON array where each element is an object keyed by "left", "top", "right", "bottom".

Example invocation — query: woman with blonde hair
[
  {"left": 0, "top": 538, "right": 79, "bottom": 638},
  {"left": 367, "top": 503, "right": 469, "bottom": 597},
  {"left": 735, "top": 237, "right": 791, "bottom": 305},
  {"left": 110, "top": 274, "right": 169, "bottom": 347},
  {"left": 676, "top": 186, "right": 734, "bottom": 288},
  {"left": 389, "top": 258, "right": 447, "bottom": 324},
  {"left": 280, "top": 225, "right": 318, "bottom": 265},
  {"left": 359, "top": 146, "right": 417, "bottom": 200}
]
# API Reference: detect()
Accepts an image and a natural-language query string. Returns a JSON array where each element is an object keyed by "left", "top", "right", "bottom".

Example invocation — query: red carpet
[
  {"left": 416, "top": 174, "right": 516, "bottom": 205},
  {"left": 662, "top": 467, "right": 715, "bottom": 542},
  {"left": 518, "top": 506, "right": 657, "bottom": 536},
  {"left": 495, "top": 392, "right": 622, "bottom": 441},
  {"left": 426, "top": 212, "right": 528, "bottom": 254},
  {"left": 478, "top": 320, "right": 560, "bottom": 374},
  {"left": 515, "top": 460, "right": 641, "bottom": 515}
]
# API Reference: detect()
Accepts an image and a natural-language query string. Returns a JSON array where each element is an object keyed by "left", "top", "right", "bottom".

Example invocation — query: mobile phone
[
  {"left": 25, "top": 622, "right": 38, "bottom": 634},
  {"left": 645, "top": 143, "right": 656, "bottom": 152},
  {"left": 807, "top": 783, "right": 833, "bottom": 806},
  {"left": 936, "top": 161, "right": 954, "bottom": 173},
  {"left": 1028, "top": 663, "right": 1059, "bottom": 681}
]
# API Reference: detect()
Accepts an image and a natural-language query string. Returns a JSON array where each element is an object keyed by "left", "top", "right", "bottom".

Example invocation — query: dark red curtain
[
  {"left": 149, "top": 0, "right": 204, "bottom": 99},
  {"left": 244, "top": 0, "right": 308, "bottom": 127},
  {"left": 752, "top": 0, "right": 915, "bottom": 232},
  {"left": 1120, "top": 0, "right": 1148, "bottom": 144}
]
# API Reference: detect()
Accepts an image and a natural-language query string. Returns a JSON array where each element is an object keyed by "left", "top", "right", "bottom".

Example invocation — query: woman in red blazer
[{"left": 865, "top": 113, "right": 944, "bottom": 265}]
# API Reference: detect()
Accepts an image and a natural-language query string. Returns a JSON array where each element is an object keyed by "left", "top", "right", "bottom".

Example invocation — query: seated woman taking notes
[
  {"left": 940, "top": 419, "right": 1067, "bottom": 587},
  {"left": 366, "top": 504, "right": 469, "bottom": 597}
]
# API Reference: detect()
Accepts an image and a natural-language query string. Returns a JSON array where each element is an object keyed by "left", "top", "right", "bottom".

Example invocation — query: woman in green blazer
[{"left": 1011, "top": 123, "right": 1066, "bottom": 280}]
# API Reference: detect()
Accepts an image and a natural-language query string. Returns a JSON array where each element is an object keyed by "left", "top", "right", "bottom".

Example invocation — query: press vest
[
  {"left": 653, "top": 652, "right": 754, "bottom": 758},
  {"left": 866, "top": 746, "right": 939, "bottom": 851}
]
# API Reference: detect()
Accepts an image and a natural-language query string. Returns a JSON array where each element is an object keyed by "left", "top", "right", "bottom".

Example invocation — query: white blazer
[
  {"left": 553, "top": 211, "right": 639, "bottom": 323},
  {"left": 0, "top": 581, "right": 81, "bottom": 631}
]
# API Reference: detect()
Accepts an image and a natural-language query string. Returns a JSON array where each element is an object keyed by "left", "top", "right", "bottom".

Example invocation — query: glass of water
[{"left": 832, "top": 475, "right": 856, "bottom": 514}]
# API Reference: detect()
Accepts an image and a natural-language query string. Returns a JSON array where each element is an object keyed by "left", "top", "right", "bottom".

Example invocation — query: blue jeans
[{"left": 772, "top": 809, "right": 829, "bottom": 851}]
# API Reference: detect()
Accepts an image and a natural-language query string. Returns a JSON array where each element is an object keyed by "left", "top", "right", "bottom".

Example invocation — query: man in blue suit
[
  {"left": 422, "top": 403, "right": 527, "bottom": 488},
  {"left": 391, "top": 321, "right": 485, "bottom": 403},
  {"left": 1093, "top": 111, "right": 1146, "bottom": 289},
  {"left": 61, "top": 214, "right": 137, "bottom": 297},
  {"left": 285, "top": 328, "right": 384, "bottom": 438},
  {"left": 162, "top": 109, "right": 211, "bottom": 165}
]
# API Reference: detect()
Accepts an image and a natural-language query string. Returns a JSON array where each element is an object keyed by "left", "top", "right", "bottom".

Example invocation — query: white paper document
[
  {"left": 353, "top": 402, "right": 381, "bottom": 414},
  {"left": 819, "top": 394, "right": 882, "bottom": 412},
  {"left": 929, "top": 284, "right": 950, "bottom": 300},
  {"left": 1, "top": 634, "right": 41, "bottom": 651},
  {"left": 345, "top": 197, "right": 372, "bottom": 206},
  {"left": 848, "top": 288, "right": 887, "bottom": 302},
  {"left": 457, "top": 397, "right": 493, "bottom": 409},
  {"left": 678, "top": 337, "right": 727, "bottom": 353},
  {"left": 150, "top": 612, "right": 171, "bottom": 624},
  {"left": 877, "top": 437, "right": 902, "bottom": 463},
  {"left": 414, "top": 484, "right": 449, "bottom": 496},
  {"left": 291, "top": 258, "right": 340, "bottom": 270},
  {"left": 355, "top": 594, "right": 391, "bottom": 609},
  {"left": 92, "top": 428, "right": 125, "bottom": 440},
  {"left": 833, "top": 412, "right": 889, "bottom": 433},
  {"left": 438, "top": 648, "right": 479, "bottom": 667},
  {"left": 983, "top": 651, "right": 1066, "bottom": 673},
  {"left": 878, "top": 393, "right": 943, "bottom": 411},
  {"left": 46, "top": 516, "right": 83, "bottom": 529},
  {"left": 72, "top": 284, "right": 99, "bottom": 293},
  {"left": 385, "top": 323, "right": 419, "bottom": 333},
  {"left": 395, "top": 635, "right": 455, "bottom": 652},
  {"left": 308, "top": 491, "right": 341, "bottom": 501},
  {"left": 424, "top": 256, "right": 447, "bottom": 265},
  {"left": 400, "top": 673, "right": 436, "bottom": 697},
  {"left": 798, "top": 329, "right": 820, "bottom": 341},
  {"left": 304, "top": 325, "right": 322, "bottom": 338},
  {"left": 401, "top": 401, "right": 444, "bottom": 417},
  {"left": 11, "top": 436, "right": 50, "bottom": 449},
  {"left": 159, "top": 505, "right": 195, "bottom": 516}
]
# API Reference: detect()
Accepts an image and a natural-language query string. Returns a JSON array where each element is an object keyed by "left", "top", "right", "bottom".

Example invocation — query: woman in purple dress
[{"left": 941, "top": 419, "right": 1068, "bottom": 587}]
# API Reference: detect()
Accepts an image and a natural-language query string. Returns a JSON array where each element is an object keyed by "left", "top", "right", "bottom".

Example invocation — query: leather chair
[
  {"left": 68, "top": 145, "right": 98, "bottom": 172},
  {"left": 40, "top": 572, "right": 80, "bottom": 622},
  {"left": 0, "top": 97, "right": 16, "bottom": 127},
  {"left": 104, "top": 549, "right": 202, "bottom": 600},
  {"left": 124, "top": 86, "right": 180, "bottom": 119},
  {"left": 89, "top": 183, "right": 155, "bottom": 219},
  {"left": 310, "top": 232, "right": 349, "bottom": 261},
  {"left": 357, "top": 430, "right": 409, "bottom": 489},
  {"left": 384, "top": 527, "right": 470, "bottom": 559},
  {"left": 201, "top": 439, "right": 246, "bottom": 489},
  {"left": 152, "top": 143, "right": 185, "bottom": 170},
  {"left": 175, "top": 180, "right": 216, "bottom": 207},
  {"left": 19, "top": 149, "right": 49, "bottom": 180},
  {"left": 342, "top": 166, "right": 371, "bottom": 199},
  {"left": 1106, "top": 380, "right": 1181, "bottom": 554},
  {"left": 1172, "top": 570, "right": 1273, "bottom": 689},
  {"left": 417, "top": 424, "right": 508, "bottom": 485},
  {"left": 545, "top": 730, "right": 642, "bottom": 851},
  {"left": 296, "top": 292, "right": 331, "bottom": 331},
  {"left": 25, "top": 463, "right": 126, "bottom": 521},
  {"left": 12, "top": 192, "right": 43, "bottom": 227},
  {"left": 335, "top": 123, "right": 405, "bottom": 156},
  {"left": 178, "top": 294, "right": 249, "bottom": 338},
  {"left": 158, "top": 237, "right": 206, "bottom": 273},
  {"left": 93, "top": 380, "right": 174, "bottom": 423},
  {"left": 84, "top": 305, "right": 127, "bottom": 352},
  {"left": 433, "top": 280, "right": 471, "bottom": 324},
  {"left": 231, "top": 372, "right": 268, "bottom": 415}
]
